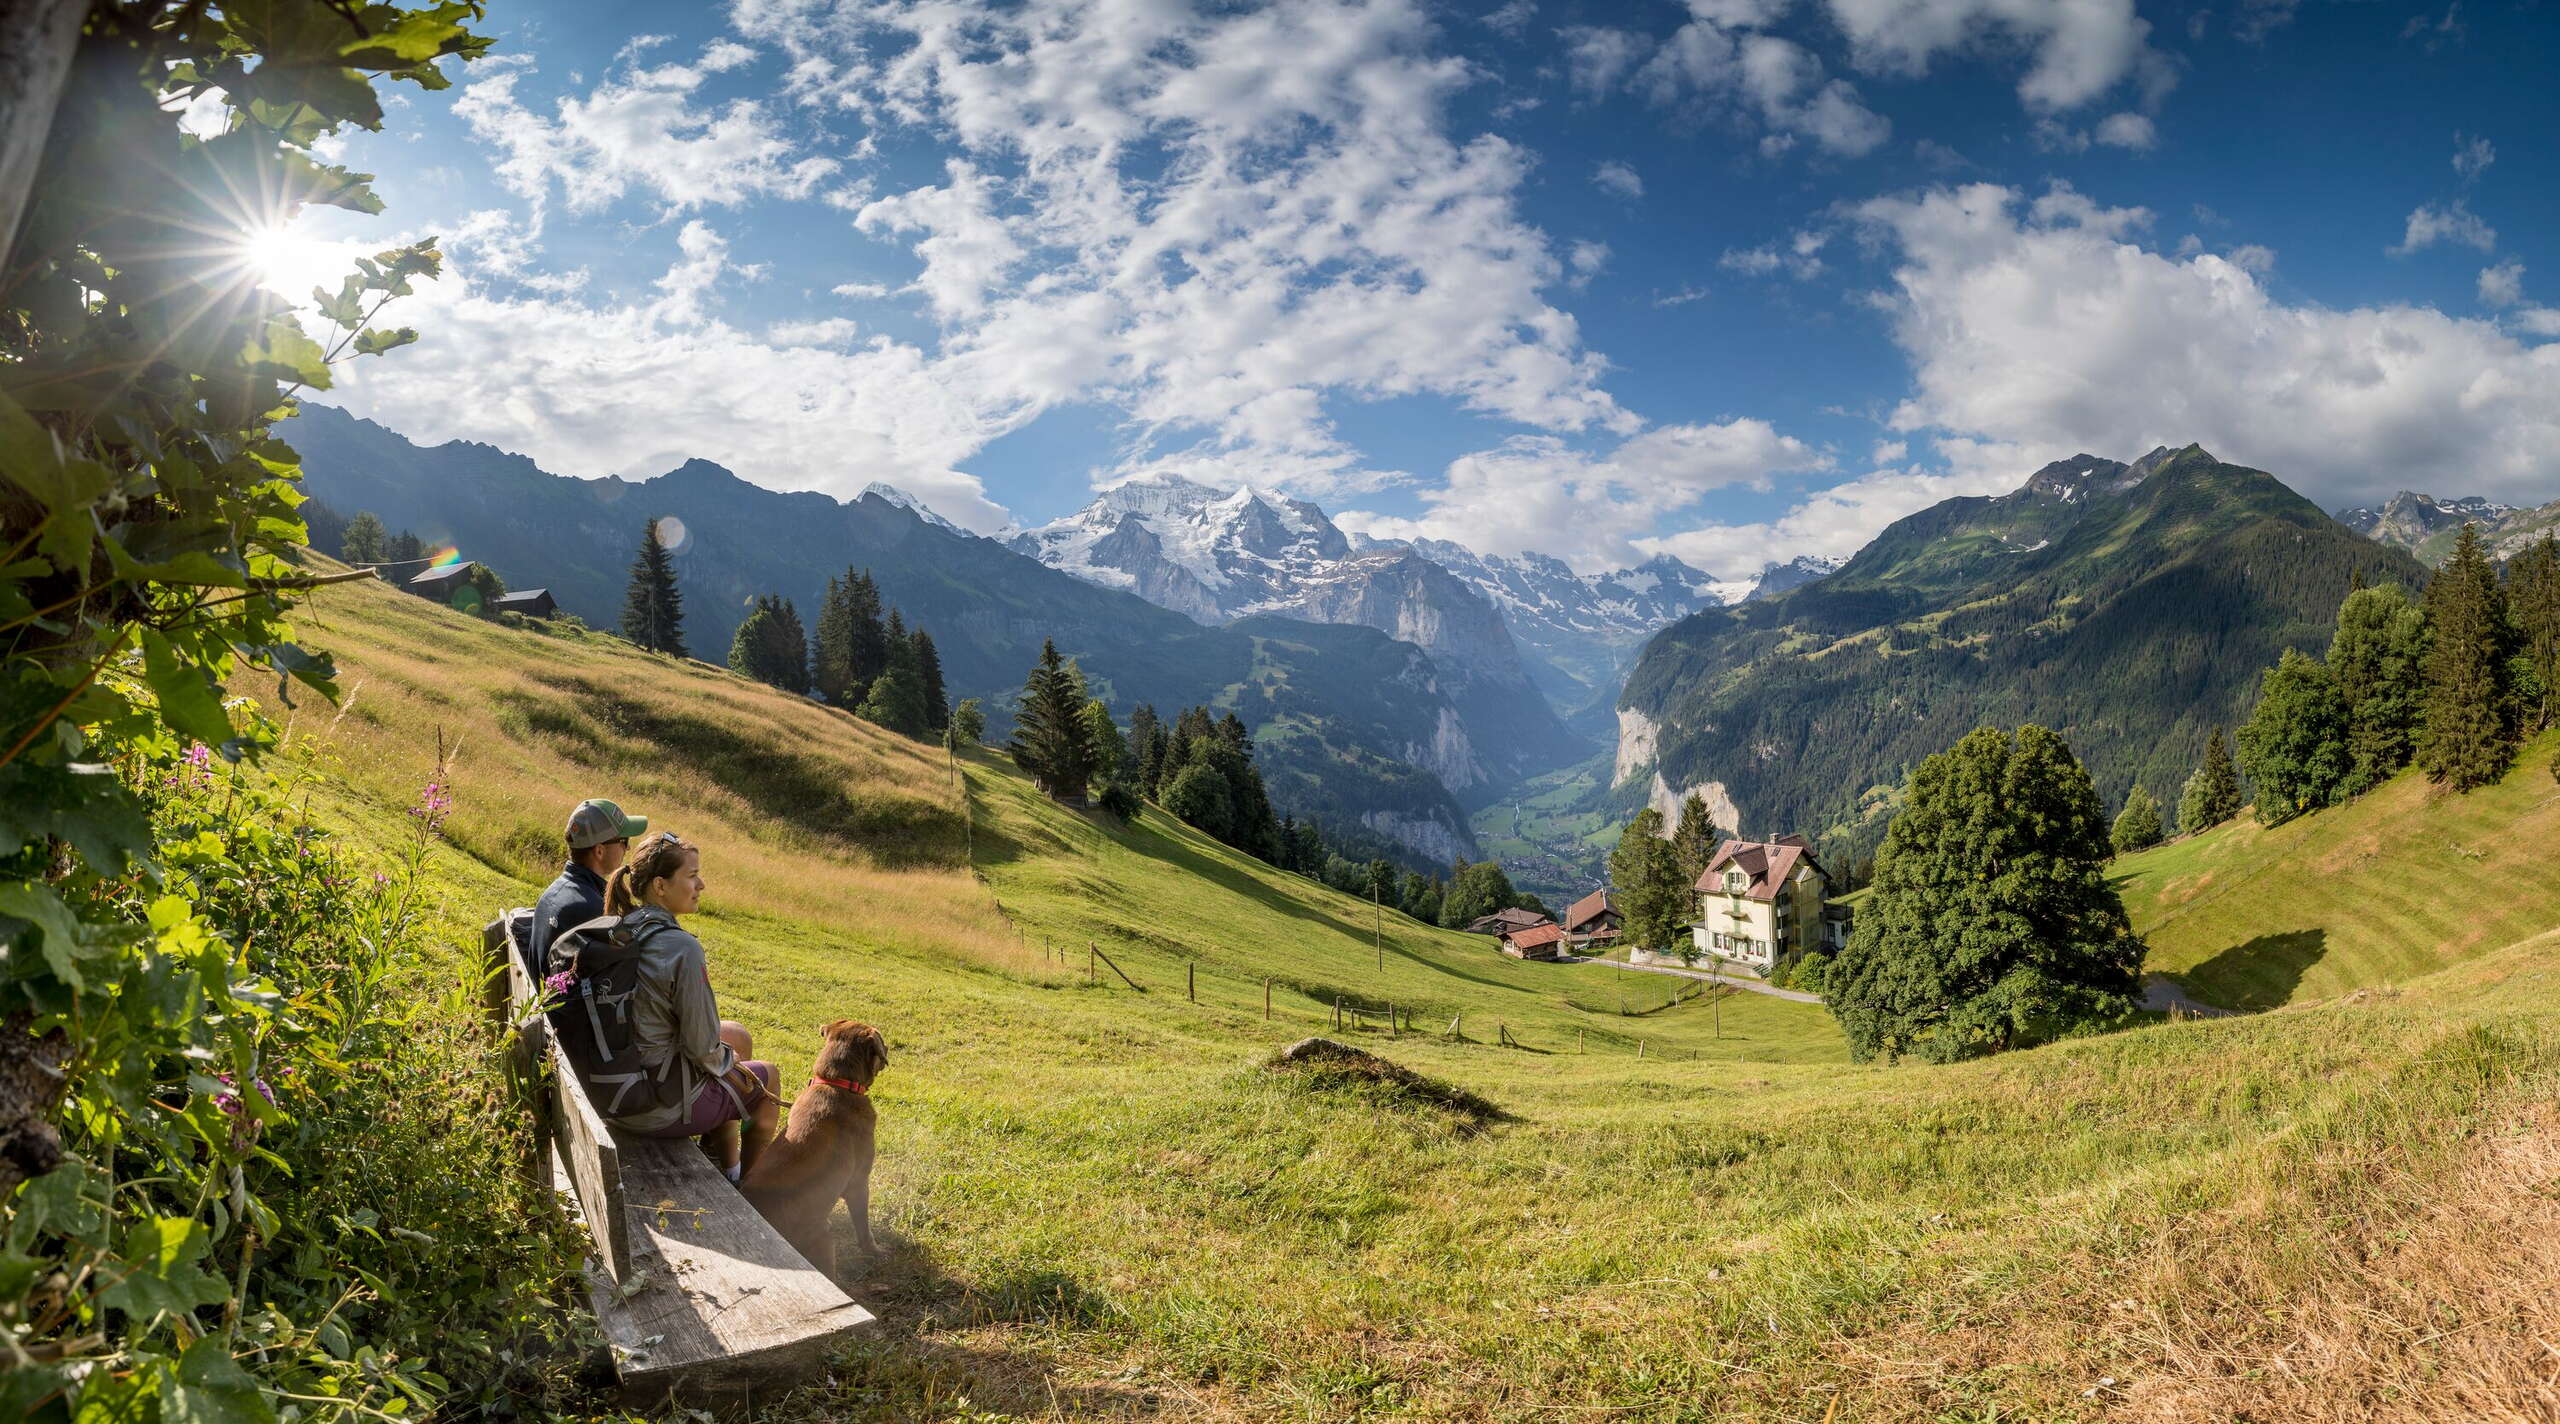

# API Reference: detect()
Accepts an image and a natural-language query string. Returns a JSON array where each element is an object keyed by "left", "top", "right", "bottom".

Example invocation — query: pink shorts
[{"left": 632, "top": 1059, "right": 776, "bottom": 1138}]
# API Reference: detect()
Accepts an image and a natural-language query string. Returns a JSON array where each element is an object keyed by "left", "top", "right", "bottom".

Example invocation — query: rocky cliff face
[{"left": 2335, "top": 491, "right": 2543, "bottom": 566}]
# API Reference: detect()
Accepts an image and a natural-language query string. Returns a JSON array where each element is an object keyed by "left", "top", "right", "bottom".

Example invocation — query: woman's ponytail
[{"left": 608, "top": 833, "right": 691, "bottom": 916}]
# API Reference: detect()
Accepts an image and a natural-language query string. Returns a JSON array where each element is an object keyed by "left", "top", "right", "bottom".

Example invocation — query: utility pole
[{"left": 1373, "top": 879, "right": 1383, "bottom": 971}]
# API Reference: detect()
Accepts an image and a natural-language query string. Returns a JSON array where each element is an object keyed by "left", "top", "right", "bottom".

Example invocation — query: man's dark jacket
[{"left": 528, "top": 861, "right": 608, "bottom": 982}]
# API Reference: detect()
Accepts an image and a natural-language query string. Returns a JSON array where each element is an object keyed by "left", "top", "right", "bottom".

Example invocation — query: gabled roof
[
  {"left": 407, "top": 562, "right": 473, "bottom": 590},
  {"left": 1563, "top": 889, "right": 1616, "bottom": 932},
  {"left": 1698, "top": 837, "right": 1827, "bottom": 902},
  {"left": 1468, "top": 906, "right": 1551, "bottom": 933},
  {"left": 1503, "top": 923, "right": 1566, "bottom": 950}
]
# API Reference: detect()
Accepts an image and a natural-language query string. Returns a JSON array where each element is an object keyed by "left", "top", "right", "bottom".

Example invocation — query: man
[{"left": 526, "top": 798, "right": 649, "bottom": 982}]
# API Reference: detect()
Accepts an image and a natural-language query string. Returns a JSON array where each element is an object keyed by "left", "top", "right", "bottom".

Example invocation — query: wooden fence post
[
  {"left": 1188, "top": 962, "right": 1196, "bottom": 1004},
  {"left": 1088, "top": 943, "right": 1095, "bottom": 985},
  {"left": 1637, "top": 1038, "right": 1646, "bottom": 1060},
  {"left": 1264, "top": 977, "right": 1272, "bottom": 1021}
]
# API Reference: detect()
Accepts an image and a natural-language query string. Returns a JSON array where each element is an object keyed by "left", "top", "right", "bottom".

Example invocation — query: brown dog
[{"left": 739, "top": 1019, "right": 887, "bottom": 1277}]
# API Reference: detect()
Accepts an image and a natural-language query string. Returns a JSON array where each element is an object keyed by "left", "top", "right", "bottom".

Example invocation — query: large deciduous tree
[
  {"left": 2237, "top": 648, "right": 2349, "bottom": 823},
  {"left": 2109, "top": 783, "right": 2164, "bottom": 854},
  {"left": 2416, "top": 524, "right": 2516, "bottom": 791},
  {"left": 1825, "top": 725, "right": 2143, "bottom": 1064},
  {"left": 621, "top": 518, "right": 685, "bottom": 656}
]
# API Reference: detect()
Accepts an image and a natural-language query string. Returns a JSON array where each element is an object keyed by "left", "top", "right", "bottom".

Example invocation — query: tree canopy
[
  {"left": 2236, "top": 648, "right": 2349, "bottom": 824},
  {"left": 1825, "top": 726, "right": 2144, "bottom": 1063},
  {"left": 621, "top": 517, "right": 686, "bottom": 656}
]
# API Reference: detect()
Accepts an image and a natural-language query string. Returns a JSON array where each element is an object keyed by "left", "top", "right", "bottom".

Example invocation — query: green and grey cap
[{"left": 566, "top": 798, "right": 648, "bottom": 850}]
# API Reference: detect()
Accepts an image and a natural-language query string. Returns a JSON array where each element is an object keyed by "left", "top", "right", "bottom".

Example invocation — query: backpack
[{"left": 546, "top": 913, "right": 695, "bottom": 1118}]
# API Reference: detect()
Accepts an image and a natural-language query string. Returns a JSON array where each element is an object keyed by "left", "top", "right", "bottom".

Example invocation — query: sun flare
[{"left": 236, "top": 223, "right": 344, "bottom": 298}]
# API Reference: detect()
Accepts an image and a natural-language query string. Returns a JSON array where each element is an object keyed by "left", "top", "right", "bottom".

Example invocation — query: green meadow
[{"left": 259, "top": 573, "right": 2560, "bottom": 1422}]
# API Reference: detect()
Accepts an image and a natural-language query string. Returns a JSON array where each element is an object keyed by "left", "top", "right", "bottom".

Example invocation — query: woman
[{"left": 600, "top": 832, "right": 779, "bottom": 1181}]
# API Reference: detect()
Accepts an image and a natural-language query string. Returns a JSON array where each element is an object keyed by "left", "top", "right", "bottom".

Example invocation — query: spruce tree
[
  {"left": 1129, "top": 704, "right": 1164, "bottom": 790},
  {"left": 812, "top": 573, "right": 855, "bottom": 704},
  {"left": 2236, "top": 648, "right": 2349, "bottom": 823},
  {"left": 1825, "top": 725, "right": 2142, "bottom": 1064},
  {"left": 2178, "top": 727, "right": 2242, "bottom": 833},
  {"left": 2504, "top": 533, "right": 2560, "bottom": 732},
  {"left": 620, "top": 518, "right": 686, "bottom": 656},
  {"left": 857, "top": 627, "right": 930, "bottom": 737},
  {"left": 912, "top": 629, "right": 948, "bottom": 732},
  {"left": 1290, "top": 819, "right": 1326, "bottom": 875},
  {"left": 727, "top": 594, "right": 809, "bottom": 692},
  {"left": 1081, "top": 699, "right": 1125, "bottom": 781},
  {"left": 845, "top": 573, "right": 889, "bottom": 694},
  {"left": 2109, "top": 783, "right": 2164, "bottom": 854},
  {"left": 1007, "top": 640, "right": 1096, "bottom": 801},
  {"left": 383, "top": 529, "right": 425, "bottom": 566},
  {"left": 2415, "top": 523, "right": 2516, "bottom": 791},
  {"left": 1667, "top": 792, "right": 1723, "bottom": 891},
  {"left": 1607, "top": 807, "right": 1688, "bottom": 956},
  {"left": 340, "top": 511, "right": 387, "bottom": 563},
  {"left": 2328, "top": 582, "right": 2427, "bottom": 794}
]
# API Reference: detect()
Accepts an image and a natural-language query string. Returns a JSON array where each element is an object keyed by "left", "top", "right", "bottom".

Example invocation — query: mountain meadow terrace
[{"left": 248, "top": 571, "right": 2560, "bottom": 1422}]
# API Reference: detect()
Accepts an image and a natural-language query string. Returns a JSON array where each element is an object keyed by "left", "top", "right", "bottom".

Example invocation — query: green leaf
[
  {"left": 0, "top": 881, "right": 92, "bottom": 987},
  {"left": 239, "top": 321, "right": 332, "bottom": 392},
  {"left": 0, "top": 762, "right": 153, "bottom": 874},
  {"left": 96, "top": 1217, "right": 229, "bottom": 1322},
  {"left": 141, "top": 631, "right": 236, "bottom": 747},
  {"left": 163, "top": 1339, "right": 277, "bottom": 1424},
  {"left": 350, "top": 327, "right": 418, "bottom": 357}
]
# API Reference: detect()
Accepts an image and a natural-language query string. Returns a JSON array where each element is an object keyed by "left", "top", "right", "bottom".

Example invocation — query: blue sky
[{"left": 269, "top": 0, "right": 2560, "bottom": 576}]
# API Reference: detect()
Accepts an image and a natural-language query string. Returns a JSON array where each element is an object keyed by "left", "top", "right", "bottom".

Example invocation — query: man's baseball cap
[{"left": 566, "top": 798, "right": 648, "bottom": 850}]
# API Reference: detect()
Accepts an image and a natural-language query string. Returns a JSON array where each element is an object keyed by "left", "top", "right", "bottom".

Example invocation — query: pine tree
[
  {"left": 728, "top": 594, "right": 809, "bottom": 692},
  {"left": 2505, "top": 534, "right": 2560, "bottom": 732},
  {"left": 2328, "top": 582, "right": 2427, "bottom": 794},
  {"left": 1825, "top": 725, "right": 2142, "bottom": 1064},
  {"left": 2109, "top": 783, "right": 2164, "bottom": 854},
  {"left": 912, "top": 629, "right": 948, "bottom": 732},
  {"left": 1667, "top": 792, "right": 1723, "bottom": 891},
  {"left": 1607, "top": 807, "right": 1687, "bottom": 956},
  {"left": 1081, "top": 699, "right": 1125, "bottom": 781},
  {"left": 812, "top": 573, "right": 855, "bottom": 704},
  {"left": 2416, "top": 524, "right": 2516, "bottom": 791},
  {"left": 1399, "top": 871, "right": 1431, "bottom": 918},
  {"left": 383, "top": 529, "right": 425, "bottom": 566},
  {"left": 2178, "top": 727, "right": 2243, "bottom": 833},
  {"left": 845, "top": 573, "right": 888, "bottom": 695},
  {"left": 340, "top": 511, "right": 388, "bottom": 564},
  {"left": 1290, "top": 819, "right": 1326, "bottom": 876},
  {"left": 1007, "top": 639, "right": 1096, "bottom": 802},
  {"left": 2237, "top": 648, "right": 2350, "bottom": 823},
  {"left": 1129, "top": 704, "right": 1164, "bottom": 791},
  {"left": 857, "top": 625, "right": 930, "bottom": 737},
  {"left": 620, "top": 518, "right": 685, "bottom": 656}
]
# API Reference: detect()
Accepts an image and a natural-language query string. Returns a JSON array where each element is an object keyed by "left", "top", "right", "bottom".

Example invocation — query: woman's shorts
[{"left": 632, "top": 1059, "right": 776, "bottom": 1138}]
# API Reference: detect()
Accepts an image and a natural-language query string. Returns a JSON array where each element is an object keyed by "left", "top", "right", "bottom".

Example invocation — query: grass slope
[
  {"left": 2119, "top": 733, "right": 2560, "bottom": 1009},
  {"left": 257, "top": 573, "right": 2560, "bottom": 1422}
]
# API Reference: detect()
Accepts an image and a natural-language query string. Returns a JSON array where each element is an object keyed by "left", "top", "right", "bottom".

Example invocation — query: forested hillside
[
  {"left": 281, "top": 403, "right": 1483, "bottom": 867},
  {"left": 1618, "top": 445, "right": 2425, "bottom": 856}
]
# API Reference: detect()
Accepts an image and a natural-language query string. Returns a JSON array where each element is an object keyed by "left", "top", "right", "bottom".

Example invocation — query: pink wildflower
[{"left": 544, "top": 970, "right": 576, "bottom": 997}]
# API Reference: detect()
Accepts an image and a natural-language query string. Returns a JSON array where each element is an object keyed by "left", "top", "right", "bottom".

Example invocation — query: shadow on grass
[
  {"left": 2183, "top": 928, "right": 2328, "bottom": 1011},
  {"left": 789, "top": 1228, "right": 1173, "bottom": 1419}
]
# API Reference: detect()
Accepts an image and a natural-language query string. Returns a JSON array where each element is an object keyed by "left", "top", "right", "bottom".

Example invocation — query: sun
[{"left": 235, "top": 222, "right": 345, "bottom": 298}]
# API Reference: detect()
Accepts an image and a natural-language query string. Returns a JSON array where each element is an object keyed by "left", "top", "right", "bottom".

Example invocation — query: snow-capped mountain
[
  {"left": 1743, "top": 554, "right": 1843, "bottom": 602},
  {"left": 858, "top": 482, "right": 966, "bottom": 535},
  {"left": 1009, "top": 475, "right": 1583, "bottom": 791}
]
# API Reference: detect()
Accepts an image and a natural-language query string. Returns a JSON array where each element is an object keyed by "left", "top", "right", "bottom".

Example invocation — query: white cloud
[
  {"left": 734, "top": 0, "right": 1634, "bottom": 498},
  {"left": 453, "top": 55, "right": 839, "bottom": 217},
  {"left": 2516, "top": 309, "right": 2560, "bottom": 339},
  {"left": 2093, "top": 111, "right": 2155, "bottom": 149},
  {"left": 327, "top": 236, "right": 1015, "bottom": 530},
  {"left": 1637, "top": 459, "right": 2021, "bottom": 572},
  {"left": 1655, "top": 284, "right": 1712, "bottom": 307},
  {"left": 1564, "top": 26, "right": 1651, "bottom": 94},
  {"left": 1568, "top": 239, "right": 1611, "bottom": 287},
  {"left": 1822, "top": 0, "right": 2160, "bottom": 110},
  {"left": 2225, "top": 243, "right": 2275, "bottom": 274},
  {"left": 1336, "top": 420, "right": 1826, "bottom": 571},
  {"left": 2453, "top": 133, "right": 2495, "bottom": 181},
  {"left": 698, "top": 39, "right": 758, "bottom": 72},
  {"left": 2390, "top": 200, "right": 2497, "bottom": 256},
  {"left": 1854, "top": 181, "right": 2560, "bottom": 507},
  {"left": 1719, "top": 228, "right": 1829, "bottom": 280},
  {"left": 1483, "top": 0, "right": 1535, "bottom": 36},
  {"left": 1622, "top": 20, "right": 1891, "bottom": 156},
  {"left": 767, "top": 317, "right": 864, "bottom": 347},
  {"left": 830, "top": 281, "right": 891, "bottom": 299},
  {"left": 1593, "top": 160, "right": 1645, "bottom": 199},
  {"left": 2480, "top": 260, "right": 2525, "bottom": 309}
]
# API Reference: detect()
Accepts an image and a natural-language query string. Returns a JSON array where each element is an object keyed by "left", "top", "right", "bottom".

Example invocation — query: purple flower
[
  {"left": 544, "top": 970, "right": 575, "bottom": 997},
  {"left": 183, "top": 743, "right": 213, "bottom": 770}
]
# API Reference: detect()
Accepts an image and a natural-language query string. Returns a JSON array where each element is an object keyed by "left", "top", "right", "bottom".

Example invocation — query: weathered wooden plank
[
  {"left": 501, "top": 916, "right": 631, "bottom": 1282},
  {"left": 598, "top": 1139, "right": 876, "bottom": 1398},
  {"left": 0, "top": 0, "right": 84, "bottom": 276}
]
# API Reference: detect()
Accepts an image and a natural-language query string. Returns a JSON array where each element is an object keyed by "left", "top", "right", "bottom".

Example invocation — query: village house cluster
[{"left": 1474, "top": 835, "right": 1853, "bottom": 975}]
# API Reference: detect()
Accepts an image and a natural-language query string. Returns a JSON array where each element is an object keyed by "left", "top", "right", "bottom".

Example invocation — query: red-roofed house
[
  {"left": 1560, "top": 889, "right": 1620, "bottom": 950},
  {"left": 1692, "top": 834, "right": 1835, "bottom": 970},
  {"left": 1500, "top": 922, "right": 1568, "bottom": 961}
]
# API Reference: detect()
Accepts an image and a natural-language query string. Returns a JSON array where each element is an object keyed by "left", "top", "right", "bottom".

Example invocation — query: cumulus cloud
[
  {"left": 2093, "top": 111, "right": 2155, "bottom": 149},
  {"left": 327, "top": 234, "right": 1015, "bottom": 529},
  {"left": 2391, "top": 200, "right": 2497, "bottom": 256},
  {"left": 1854, "top": 181, "right": 2560, "bottom": 507},
  {"left": 1719, "top": 228, "right": 1829, "bottom": 280},
  {"left": 731, "top": 0, "right": 1635, "bottom": 498},
  {"left": 2480, "top": 260, "right": 2524, "bottom": 309},
  {"left": 453, "top": 50, "right": 839, "bottom": 216},
  {"left": 1636, "top": 459, "right": 2021, "bottom": 572},
  {"left": 2453, "top": 132, "right": 2495, "bottom": 181},
  {"left": 1593, "top": 159, "right": 1645, "bottom": 199},
  {"left": 1336, "top": 420, "right": 1827, "bottom": 571},
  {"left": 1821, "top": 0, "right": 2161, "bottom": 111},
  {"left": 1616, "top": 18, "right": 1891, "bottom": 156}
]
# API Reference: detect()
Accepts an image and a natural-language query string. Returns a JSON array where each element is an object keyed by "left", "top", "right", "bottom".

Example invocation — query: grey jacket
[{"left": 607, "top": 906, "right": 738, "bottom": 1133}]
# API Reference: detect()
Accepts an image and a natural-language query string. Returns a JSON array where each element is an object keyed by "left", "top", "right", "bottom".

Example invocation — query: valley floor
[{"left": 268, "top": 576, "right": 2560, "bottom": 1421}]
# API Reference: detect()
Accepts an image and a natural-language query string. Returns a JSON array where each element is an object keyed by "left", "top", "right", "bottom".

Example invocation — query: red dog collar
[{"left": 811, "top": 1075, "right": 868, "bottom": 1095}]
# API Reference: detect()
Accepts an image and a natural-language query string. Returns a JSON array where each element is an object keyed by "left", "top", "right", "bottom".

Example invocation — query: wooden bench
[{"left": 485, "top": 911, "right": 875, "bottom": 1399}]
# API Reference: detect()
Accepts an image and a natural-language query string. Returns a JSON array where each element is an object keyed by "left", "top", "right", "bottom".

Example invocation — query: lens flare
[
  {"left": 654, "top": 515, "right": 693, "bottom": 556},
  {"left": 425, "top": 544, "right": 463, "bottom": 568}
]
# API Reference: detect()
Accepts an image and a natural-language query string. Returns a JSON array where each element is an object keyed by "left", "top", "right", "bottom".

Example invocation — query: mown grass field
[
  {"left": 253, "top": 572, "right": 2560, "bottom": 1422},
  {"left": 2116, "top": 734, "right": 2560, "bottom": 1009}
]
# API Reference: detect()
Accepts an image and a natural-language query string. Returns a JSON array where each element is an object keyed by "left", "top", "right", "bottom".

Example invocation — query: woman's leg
[
  {"left": 741, "top": 1061, "right": 780, "bottom": 1174},
  {"left": 711, "top": 1022, "right": 757, "bottom": 1172}
]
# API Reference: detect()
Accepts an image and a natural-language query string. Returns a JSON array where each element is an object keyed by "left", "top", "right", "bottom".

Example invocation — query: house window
[{"left": 1724, "top": 869, "right": 1747, "bottom": 893}]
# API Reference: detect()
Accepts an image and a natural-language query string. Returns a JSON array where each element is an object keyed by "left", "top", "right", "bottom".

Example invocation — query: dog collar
[{"left": 811, "top": 1075, "right": 868, "bottom": 1095}]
